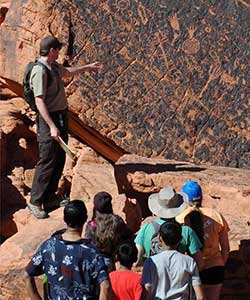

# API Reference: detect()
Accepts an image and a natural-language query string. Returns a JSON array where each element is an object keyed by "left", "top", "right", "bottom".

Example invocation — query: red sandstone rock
[
  {"left": 0, "top": 1, "right": 250, "bottom": 298},
  {"left": 0, "top": 0, "right": 249, "bottom": 168},
  {"left": 0, "top": 208, "right": 65, "bottom": 300},
  {"left": 0, "top": 101, "right": 136, "bottom": 240}
]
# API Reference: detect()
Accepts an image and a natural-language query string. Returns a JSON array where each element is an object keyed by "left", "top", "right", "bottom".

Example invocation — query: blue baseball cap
[{"left": 182, "top": 180, "right": 202, "bottom": 202}]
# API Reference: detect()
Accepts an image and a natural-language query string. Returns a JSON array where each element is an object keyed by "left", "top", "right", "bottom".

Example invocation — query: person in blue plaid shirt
[{"left": 25, "top": 200, "right": 111, "bottom": 300}]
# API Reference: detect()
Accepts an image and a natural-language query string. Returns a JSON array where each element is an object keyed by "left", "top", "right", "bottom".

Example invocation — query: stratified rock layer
[{"left": 0, "top": 0, "right": 249, "bottom": 168}]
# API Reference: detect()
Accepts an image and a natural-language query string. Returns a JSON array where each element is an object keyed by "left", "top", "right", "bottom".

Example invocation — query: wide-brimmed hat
[{"left": 148, "top": 187, "right": 188, "bottom": 218}]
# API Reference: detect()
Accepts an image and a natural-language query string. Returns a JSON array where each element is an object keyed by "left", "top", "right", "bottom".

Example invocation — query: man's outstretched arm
[
  {"left": 63, "top": 61, "right": 103, "bottom": 77},
  {"left": 26, "top": 274, "right": 42, "bottom": 300}
]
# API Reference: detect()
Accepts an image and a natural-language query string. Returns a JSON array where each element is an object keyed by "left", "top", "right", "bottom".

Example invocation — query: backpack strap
[
  {"left": 151, "top": 221, "right": 161, "bottom": 235},
  {"left": 34, "top": 60, "right": 61, "bottom": 101},
  {"left": 34, "top": 60, "right": 52, "bottom": 87},
  {"left": 150, "top": 221, "right": 162, "bottom": 256}
]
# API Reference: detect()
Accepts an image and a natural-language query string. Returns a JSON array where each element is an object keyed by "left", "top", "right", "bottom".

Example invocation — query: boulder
[
  {"left": 0, "top": 208, "right": 65, "bottom": 300},
  {"left": 0, "top": 99, "right": 38, "bottom": 240}
]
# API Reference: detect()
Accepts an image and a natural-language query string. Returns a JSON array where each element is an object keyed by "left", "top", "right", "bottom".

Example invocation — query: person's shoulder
[
  {"left": 39, "top": 235, "right": 59, "bottom": 249},
  {"left": 30, "top": 61, "right": 49, "bottom": 78},
  {"left": 51, "top": 228, "right": 66, "bottom": 237},
  {"left": 137, "top": 221, "right": 152, "bottom": 232},
  {"left": 109, "top": 270, "right": 140, "bottom": 281},
  {"left": 176, "top": 249, "right": 193, "bottom": 259},
  {"left": 31, "top": 63, "right": 44, "bottom": 73},
  {"left": 151, "top": 249, "right": 169, "bottom": 261},
  {"left": 181, "top": 252, "right": 197, "bottom": 269},
  {"left": 174, "top": 250, "right": 195, "bottom": 263},
  {"left": 137, "top": 220, "right": 157, "bottom": 238},
  {"left": 181, "top": 224, "right": 193, "bottom": 233},
  {"left": 125, "top": 270, "right": 142, "bottom": 281},
  {"left": 80, "top": 238, "right": 96, "bottom": 248},
  {"left": 109, "top": 270, "right": 117, "bottom": 275},
  {"left": 201, "top": 207, "right": 228, "bottom": 226},
  {"left": 176, "top": 207, "right": 193, "bottom": 223},
  {"left": 145, "top": 217, "right": 163, "bottom": 228},
  {"left": 109, "top": 270, "right": 120, "bottom": 279},
  {"left": 181, "top": 225, "right": 200, "bottom": 242},
  {"left": 52, "top": 61, "right": 66, "bottom": 72},
  {"left": 149, "top": 250, "right": 173, "bottom": 265},
  {"left": 79, "top": 239, "right": 102, "bottom": 255},
  {"left": 201, "top": 207, "right": 222, "bottom": 219}
]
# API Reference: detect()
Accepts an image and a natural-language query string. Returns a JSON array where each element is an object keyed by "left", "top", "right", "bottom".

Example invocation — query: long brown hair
[
  {"left": 188, "top": 200, "right": 204, "bottom": 249},
  {"left": 94, "top": 213, "right": 133, "bottom": 257}
]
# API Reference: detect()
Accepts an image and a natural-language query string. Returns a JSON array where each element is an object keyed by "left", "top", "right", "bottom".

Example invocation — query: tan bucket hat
[{"left": 148, "top": 187, "right": 188, "bottom": 219}]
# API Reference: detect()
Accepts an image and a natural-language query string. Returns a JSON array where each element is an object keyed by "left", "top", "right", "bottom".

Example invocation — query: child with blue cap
[{"left": 177, "top": 180, "right": 230, "bottom": 300}]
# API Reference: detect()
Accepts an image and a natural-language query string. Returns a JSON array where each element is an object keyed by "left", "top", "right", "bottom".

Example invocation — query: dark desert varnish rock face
[{"left": 0, "top": 0, "right": 249, "bottom": 169}]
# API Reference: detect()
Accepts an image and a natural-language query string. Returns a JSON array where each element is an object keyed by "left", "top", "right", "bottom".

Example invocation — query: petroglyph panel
[
  {"left": 69, "top": 0, "right": 250, "bottom": 168},
  {"left": 0, "top": 0, "right": 249, "bottom": 168}
]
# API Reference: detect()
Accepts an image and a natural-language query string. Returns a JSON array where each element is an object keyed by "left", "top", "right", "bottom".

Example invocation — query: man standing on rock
[
  {"left": 27, "top": 35, "right": 103, "bottom": 219},
  {"left": 26, "top": 200, "right": 111, "bottom": 300}
]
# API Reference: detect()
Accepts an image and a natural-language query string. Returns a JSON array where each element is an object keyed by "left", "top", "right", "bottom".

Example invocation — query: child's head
[
  {"left": 182, "top": 180, "right": 202, "bottom": 204},
  {"left": 92, "top": 191, "right": 113, "bottom": 219},
  {"left": 117, "top": 242, "right": 138, "bottom": 268},
  {"left": 94, "top": 213, "right": 122, "bottom": 256},
  {"left": 64, "top": 200, "right": 87, "bottom": 229},
  {"left": 182, "top": 180, "right": 204, "bottom": 248},
  {"left": 159, "top": 220, "right": 182, "bottom": 248}
]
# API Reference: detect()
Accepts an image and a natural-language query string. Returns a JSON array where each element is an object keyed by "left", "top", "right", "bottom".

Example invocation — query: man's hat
[
  {"left": 40, "top": 35, "right": 63, "bottom": 52},
  {"left": 148, "top": 187, "right": 188, "bottom": 219}
]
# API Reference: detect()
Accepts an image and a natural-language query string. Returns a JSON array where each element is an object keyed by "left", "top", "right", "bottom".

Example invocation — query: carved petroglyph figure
[
  {"left": 182, "top": 25, "right": 200, "bottom": 54},
  {"left": 85, "top": 41, "right": 97, "bottom": 60},
  {"left": 179, "top": 55, "right": 202, "bottom": 74},
  {"left": 220, "top": 72, "right": 238, "bottom": 87},
  {"left": 199, "top": 62, "right": 222, "bottom": 99},
  {"left": 137, "top": 2, "right": 148, "bottom": 25},
  {"left": 115, "top": 0, "right": 130, "bottom": 10},
  {"left": 236, "top": 0, "right": 250, "bottom": 8},
  {"left": 168, "top": 14, "right": 180, "bottom": 45}
]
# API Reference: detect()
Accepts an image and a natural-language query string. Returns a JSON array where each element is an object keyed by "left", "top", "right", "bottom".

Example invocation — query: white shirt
[{"left": 141, "top": 250, "right": 201, "bottom": 300}]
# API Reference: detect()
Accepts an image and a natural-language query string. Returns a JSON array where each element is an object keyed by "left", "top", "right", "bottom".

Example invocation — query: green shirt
[{"left": 135, "top": 218, "right": 202, "bottom": 257}]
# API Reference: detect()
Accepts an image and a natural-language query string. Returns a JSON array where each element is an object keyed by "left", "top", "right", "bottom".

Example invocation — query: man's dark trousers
[{"left": 30, "top": 110, "right": 68, "bottom": 207}]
